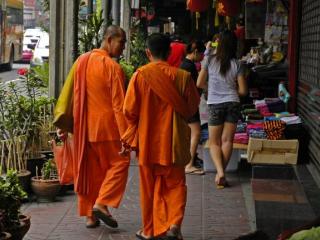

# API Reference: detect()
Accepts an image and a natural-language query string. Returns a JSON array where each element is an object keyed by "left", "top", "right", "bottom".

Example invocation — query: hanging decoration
[
  {"left": 214, "top": 8, "right": 220, "bottom": 27},
  {"left": 187, "top": 0, "right": 210, "bottom": 12},
  {"left": 195, "top": 12, "right": 201, "bottom": 30},
  {"left": 217, "top": 0, "right": 240, "bottom": 16}
]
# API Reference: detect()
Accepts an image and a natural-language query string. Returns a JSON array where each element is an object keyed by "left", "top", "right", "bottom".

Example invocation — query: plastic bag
[{"left": 53, "top": 136, "right": 74, "bottom": 185}]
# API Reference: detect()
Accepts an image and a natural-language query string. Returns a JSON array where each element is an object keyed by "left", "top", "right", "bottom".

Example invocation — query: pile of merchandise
[{"left": 234, "top": 98, "right": 302, "bottom": 144}]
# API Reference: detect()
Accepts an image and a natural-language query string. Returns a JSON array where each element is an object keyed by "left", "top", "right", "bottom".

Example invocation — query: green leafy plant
[
  {"left": 40, "top": 159, "right": 58, "bottom": 180},
  {"left": 119, "top": 58, "right": 135, "bottom": 84},
  {"left": 30, "top": 63, "right": 49, "bottom": 88},
  {"left": 0, "top": 68, "right": 55, "bottom": 173},
  {"left": 130, "top": 22, "right": 148, "bottom": 70},
  {"left": 79, "top": 10, "right": 112, "bottom": 53},
  {"left": 0, "top": 170, "right": 27, "bottom": 229}
]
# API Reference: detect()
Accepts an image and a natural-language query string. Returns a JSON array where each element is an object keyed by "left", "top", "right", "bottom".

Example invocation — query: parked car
[
  {"left": 22, "top": 44, "right": 34, "bottom": 62},
  {"left": 24, "top": 28, "right": 42, "bottom": 45},
  {"left": 30, "top": 32, "right": 49, "bottom": 67},
  {"left": 22, "top": 28, "right": 43, "bottom": 63}
]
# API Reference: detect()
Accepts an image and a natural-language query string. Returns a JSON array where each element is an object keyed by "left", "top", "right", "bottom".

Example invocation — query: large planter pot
[
  {"left": 26, "top": 154, "right": 47, "bottom": 177},
  {"left": 31, "top": 176, "right": 61, "bottom": 202},
  {"left": 39, "top": 150, "right": 54, "bottom": 160},
  {"left": 17, "top": 170, "right": 31, "bottom": 193},
  {"left": 6, "top": 221, "right": 26, "bottom": 240},
  {"left": 19, "top": 214, "right": 31, "bottom": 237},
  {"left": 0, "top": 232, "right": 12, "bottom": 240}
]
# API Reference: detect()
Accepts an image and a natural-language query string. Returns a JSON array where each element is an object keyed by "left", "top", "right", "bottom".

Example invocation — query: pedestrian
[
  {"left": 180, "top": 40, "right": 206, "bottom": 175},
  {"left": 197, "top": 30, "right": 247, "bottom": 189},
  {"left": 55, "top": 25, "right": 130, "bottom": 228},
  {"left": 167, "top": 34, "right": 186, "bottom": 67},
  {"left": 121, "top": 33, "right": 200, "bottom": 240}
]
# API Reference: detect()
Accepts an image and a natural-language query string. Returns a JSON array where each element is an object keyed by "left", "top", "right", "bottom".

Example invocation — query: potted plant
[
  {"left": 0, "top": 81, "right": 32, "bottom": 192},
  {"left": 0, "top": 65, "right": 55, "bottom": 193},
  {"left": 0, "top": 210, "right": 12, "bottom": 240},
  {"left": 0, "top": 170, "right": 30, "bottom": 240},
  {"left": 31, "top": 159, "right": 61, "bottom": 202}
]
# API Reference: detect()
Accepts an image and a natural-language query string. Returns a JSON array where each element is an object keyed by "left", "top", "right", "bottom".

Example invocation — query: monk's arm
[
  {"left": 123, "top": 72, "right": 140, "bottom": 125},
  {"left": 112, "top": 66, "right": 128, "bottom": 137},
  {"left": 121, "top": 72, "right": 141, "bottom": 148}
]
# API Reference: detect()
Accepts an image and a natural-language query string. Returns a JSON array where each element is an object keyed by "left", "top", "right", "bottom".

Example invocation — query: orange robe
[
  {"left": 73, "top": 49, "right": 129, "bottom": 217},
  {"left": 122, "top": 62, "right": 199, "bottom": 236}
]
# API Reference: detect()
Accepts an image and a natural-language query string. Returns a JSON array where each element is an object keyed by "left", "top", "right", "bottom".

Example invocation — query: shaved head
[
  {"left": 101, "top": 25, "right": 126, "bottom": 58},
  {"left": 103, "top": 25, "right": 125, "bottom": 39}
]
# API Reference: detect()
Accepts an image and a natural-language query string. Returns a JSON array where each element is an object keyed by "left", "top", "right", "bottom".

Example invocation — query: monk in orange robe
[
  {"left": 121, "top": 33, "right": 200, "bottom": 240},
  {"left": 56, "top": 25, "right": 129, "bottom": 228}
]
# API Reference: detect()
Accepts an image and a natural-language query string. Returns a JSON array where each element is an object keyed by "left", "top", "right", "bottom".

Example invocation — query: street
[{"left": 0, "top": 63, "right": 29, "bottom": 83}]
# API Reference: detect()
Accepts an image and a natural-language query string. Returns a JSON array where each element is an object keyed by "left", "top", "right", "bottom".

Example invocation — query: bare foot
[
  {"left": 86, "top": 216, "right": 99, "bottom": 228},
  {"left": 93, "top": 203, "right": 111, "bottom": 215},
  {"left": 215, "top": 173, "right": 225, "bottom": 184},
  {"left": 136, "top": 229, "right": 153, "bottom": 239},
  {"left": 167, "top": 225, "right": 183, "bottom": 239},
  {"left": 185, "top": 166, "right": 205, "bottom": 175}
]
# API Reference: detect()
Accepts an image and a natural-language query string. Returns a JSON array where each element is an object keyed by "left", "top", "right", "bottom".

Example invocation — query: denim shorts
[{"left": 208, "top": 102, "right": 240, "bottom": 126}]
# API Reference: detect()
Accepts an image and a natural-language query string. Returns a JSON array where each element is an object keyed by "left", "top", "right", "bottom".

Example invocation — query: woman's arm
[
  {"left": 197, "top": 68, "right": 208, "bottom": 89},
  {"left": 237, "top": 74, "right": 248, "bottom": 96}
]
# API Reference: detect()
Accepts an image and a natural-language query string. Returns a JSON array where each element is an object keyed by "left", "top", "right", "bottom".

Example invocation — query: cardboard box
[{"left": 247, "top": 138, "right": 299, "bottom": 165}]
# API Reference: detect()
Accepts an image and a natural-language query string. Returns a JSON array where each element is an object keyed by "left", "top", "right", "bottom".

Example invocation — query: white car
[
  {"left": 23, "top": 28, "right": 43, "bottom": 62},
  {"left": 24, "top": 28, "right": 43, "bottom": 46},
  {"left": 30, "top": 32, "right": 49, "bottom": 67}
]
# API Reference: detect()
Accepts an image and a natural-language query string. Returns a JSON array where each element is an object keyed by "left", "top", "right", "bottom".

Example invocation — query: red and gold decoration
[{"left": 187, "top": 0, "right": 210, "bottom": 12}]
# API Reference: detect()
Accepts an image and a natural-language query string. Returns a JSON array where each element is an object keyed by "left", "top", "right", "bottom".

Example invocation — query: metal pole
[
  {"left": 49, "top": 0, "right": 62, "bottom": 98},
  {"left": 112, "top": 0, "right": 120, "bottom": 25},
  {"left": 88, "top": 0, "right": 93, "bottom": 15}
]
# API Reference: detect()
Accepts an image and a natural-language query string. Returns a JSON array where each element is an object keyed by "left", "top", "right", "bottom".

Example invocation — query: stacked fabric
[
  {"left": 275, "top": 112, "right": 295, "bottom": 118},
  {"left": 281, "top": 116, "right": 302, "bottom": 125},
  {"left": 247, "top": 123, "right": 267, "bottom": 139},
  {"left": 254, "top": 99, "right": 271, "bottom": 116},
  {"left": 263, "top": 120, "right": 286, "bottom": 140},
  {"left": 265, "top": 98, "right": 286, "bottom": 113},
  {"left": 236, "top": 122, "right": 247, "bottom": 133},
  {"left": 264, "top": 116, "right": 280, "bottom": 121},
  {"left": 234, "top": 133, "right": 249, "bottom": 144}
]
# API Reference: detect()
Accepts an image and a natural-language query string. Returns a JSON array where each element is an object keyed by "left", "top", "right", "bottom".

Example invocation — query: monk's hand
[{"left": 56, "top": 128, "right": 67, "bottom": 141}]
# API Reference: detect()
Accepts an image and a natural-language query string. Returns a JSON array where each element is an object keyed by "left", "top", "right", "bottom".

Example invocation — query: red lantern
[
  {"left": 187, "top": 0, "right": 210, "bottom": 12},
  {"left": 217, "top": 0, "right": 240, "bottom": 16}
]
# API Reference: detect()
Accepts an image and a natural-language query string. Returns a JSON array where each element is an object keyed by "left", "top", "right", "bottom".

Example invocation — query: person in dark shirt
[{"left": 180, "top": 40, "right": 206, "bottom": 175}]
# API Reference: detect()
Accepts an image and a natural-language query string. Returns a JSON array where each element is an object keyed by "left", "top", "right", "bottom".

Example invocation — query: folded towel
[{"left": 281, "top": 116, "right": 302, "bottom": 125}]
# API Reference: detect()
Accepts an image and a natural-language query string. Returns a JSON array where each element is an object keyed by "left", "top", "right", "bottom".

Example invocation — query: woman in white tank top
[{"left": 197, "top": 30, "right": 247, "bottom": 189}]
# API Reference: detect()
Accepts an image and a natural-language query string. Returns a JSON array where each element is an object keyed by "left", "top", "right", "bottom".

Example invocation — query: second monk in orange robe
[{"left": 121, "top": 33, "right": 200, "bottom": 239}]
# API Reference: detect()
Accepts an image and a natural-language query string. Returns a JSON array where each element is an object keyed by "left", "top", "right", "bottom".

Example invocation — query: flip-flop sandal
[
  {"left": 135, "top": 230, "right": 154, "bottom": 240},
  {"left": 86, "top": 219, "right": 100, "bottom": 228},
  {"left": 165, "top": 227, "right": 184, "bottom": 240},
  {"left": 185, "top": 169, "right": 205, "bottom": 175},
  {"left": 216, "top": 177, "right": 229, "bottom": 189},
  {"left": 92, "top": 208, "right": 118, "bottom": 228}
]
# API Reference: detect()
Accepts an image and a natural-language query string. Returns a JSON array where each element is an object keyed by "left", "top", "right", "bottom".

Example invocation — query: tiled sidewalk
[{"left": 22, "top": 166, "right": 251, "bottom": 240}]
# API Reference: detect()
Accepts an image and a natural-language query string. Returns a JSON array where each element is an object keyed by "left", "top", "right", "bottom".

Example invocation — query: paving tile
[{"left": 24, "top": 166, "right": 251, "bottom": 240}]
